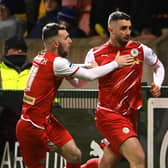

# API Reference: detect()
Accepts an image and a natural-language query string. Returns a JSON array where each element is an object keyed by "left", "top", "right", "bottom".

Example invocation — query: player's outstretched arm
[
  {"left": 54, "top": 52, "right": 134, "bottom": 84},
  {"left": 73, "top": 52, "right": 134, "bottom": 81},
  {"left": 67, "top": 52, "right": 134, "bottom": 88}
]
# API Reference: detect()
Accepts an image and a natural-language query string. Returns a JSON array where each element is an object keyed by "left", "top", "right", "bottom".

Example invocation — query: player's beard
[
  {"left": 119, "top": 40, "right": 127, "bottom": 46},
  {"left": 58, "top": 43, "right": 68, "bottom": 58},
  {"left": 117, "top": 35, "right": 130, "bottom": 46}
]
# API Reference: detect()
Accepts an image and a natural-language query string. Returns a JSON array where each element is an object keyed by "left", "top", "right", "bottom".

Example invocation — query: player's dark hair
[
  {"left": 42, "top": 23, "right": 66, "bottom": 40},
  {"left": 108, "top": 11, "right": 131, "bottom": 25}
]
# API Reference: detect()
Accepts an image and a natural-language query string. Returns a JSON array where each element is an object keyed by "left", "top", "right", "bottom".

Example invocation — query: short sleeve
[{"left": 53, "top": 57, "right": 79, "bottom": 76}]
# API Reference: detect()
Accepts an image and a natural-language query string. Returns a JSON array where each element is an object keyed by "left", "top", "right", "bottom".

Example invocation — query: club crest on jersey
[
  {"left": 130, "top": 48, "right": 139, "bottom": 57},
  {"left": 122, "top": 127, "right": 130, "bottom": 134}
]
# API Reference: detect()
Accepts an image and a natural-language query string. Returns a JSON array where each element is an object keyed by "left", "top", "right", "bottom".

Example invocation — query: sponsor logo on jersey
[{"left": 134, "top": 57, "right": 141, "bottom": 64}]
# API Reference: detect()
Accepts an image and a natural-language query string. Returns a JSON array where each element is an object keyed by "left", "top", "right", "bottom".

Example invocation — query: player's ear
[
  {"left": 108, "top": 27, "right": 113, "bottom": 33},
  {"left": 52, "top": 39, "right": 59, "bottom": 48}
]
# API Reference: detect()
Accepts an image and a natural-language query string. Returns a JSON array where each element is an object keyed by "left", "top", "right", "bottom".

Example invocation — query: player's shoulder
[
  {"left": 54, "top": 57, "right": 70, "bottom": 65},
  {"left": 53, "top": 57, "right": 72, "bottom": 72},
  {"left": 92, "top": 41, "right": 110, "bottom": 56},
  {"left": 126, "top": 40, "right": 142, "bottom": 48},
  {"left": 127, "top": 40, "right": 153, "bottom": 54},
  {"left": 127, "top": 40, "right": 152, "bottom": 49},
  {"left": 129, "top": 40, "right": 155, "bottom": 57}
]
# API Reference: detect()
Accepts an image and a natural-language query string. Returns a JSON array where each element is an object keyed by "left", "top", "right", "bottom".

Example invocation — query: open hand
[{"left": 115, "top": 51, "right": 134, "bottom": 68}]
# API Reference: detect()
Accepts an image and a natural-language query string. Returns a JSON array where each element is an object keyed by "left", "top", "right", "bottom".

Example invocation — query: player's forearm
[
  {"left": 153, "top": 60, "right": 165, "bottom": 88},
  {"left": 73, "top": 61, "right": 118, "bottom": 81}
]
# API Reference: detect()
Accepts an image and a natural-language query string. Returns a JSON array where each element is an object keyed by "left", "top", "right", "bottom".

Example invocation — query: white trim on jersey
[{"left": 21, "top": 115, "right": 45, "bottom": 129}]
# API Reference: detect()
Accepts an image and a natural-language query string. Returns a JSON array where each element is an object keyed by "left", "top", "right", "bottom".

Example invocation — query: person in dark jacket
[
  {"left": 57, "top": 7, "right": 87, "bottom": 38},
  {"left": 27, "top": 0, "right": 61, "bottom": 38}
]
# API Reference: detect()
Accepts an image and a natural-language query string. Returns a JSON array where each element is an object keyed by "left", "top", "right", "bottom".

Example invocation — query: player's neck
[
  {"left": 109, "top": 38, "right": 121, "bottom": 47},
  {"left": 109, "top": 38, "right": 128, "bottom": 48},
  {"left": 47, "top": 47, "right": 58, "bottom": 55}
]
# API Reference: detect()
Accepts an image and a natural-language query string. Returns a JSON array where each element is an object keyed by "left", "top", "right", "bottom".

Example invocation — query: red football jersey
[
  {"left": 22, "top": 51, "right": 64, "bottom": 128},
  {"left": 94, "top": 41, "right": 144, "bottom": 115}
]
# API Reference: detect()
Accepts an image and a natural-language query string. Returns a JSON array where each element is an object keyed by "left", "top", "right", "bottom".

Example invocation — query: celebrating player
[
  {"left": 16, "top": 22, "right": 134, "bottom": 168},
  {"left": 84, "top": 11, "right": 165, "bottom": 168}
]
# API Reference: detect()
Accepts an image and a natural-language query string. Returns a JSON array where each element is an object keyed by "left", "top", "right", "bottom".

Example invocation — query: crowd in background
[{"left": 0, "top": 0, "right": 168, "bottom": 41}]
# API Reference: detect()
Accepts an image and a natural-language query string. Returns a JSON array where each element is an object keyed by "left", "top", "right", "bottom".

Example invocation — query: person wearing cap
[
  {"left": 0, "top": 1, "right": 26, "bottom": 40},
  {"left": 0, "top": 35, "right": 32, "bottom": 90},
  {"left": 28, "top": 2, "right": 87, "bottom": 39},
  {"left": 57, "top": 7, "right": 87, "bottom": 38}
]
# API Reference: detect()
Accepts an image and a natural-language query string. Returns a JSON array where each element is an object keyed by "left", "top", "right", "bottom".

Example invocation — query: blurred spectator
[
  {"left": 27, "top": 0, "right": 61, "bottom": 38},
  {"left": 0, "top": 0, "right": 14, "bottom": 13},
  {"left": 62, "top": 0, "right": 92, "bottom": 36},
  {"left": 151, "top": 0, "right": 167, "bottom": 36},
  {"left": 11, "top": 0, "right": 25, "bottom": 15},
  {"left": 0, "top": 34, "right": 30, "bottom": 162},
  {"left": 61, "top": 0, "right": 77, "bottom": 7},
  {"left": 130, "top": 0, "right": 167, "bottom": 37},
  {"left": 0, "top": 35, "right": 32, "bottom": 90},
  {"left": 89, "top": 0, "right": 164, "bottom": 37},
  {"left": 135, "top": 27, "right": 157, "bottom": 39},
  {"left": 76, "top": 0, "right": 92, "bottom": 36},
  {"left": 129, "top": 0, "right": 153, "bottom": 37},
  {"left": 0, "top": 1, "right": 26, "bottom": 40},
  {"left": 57, "top": 7, "right": 87, "bottom": 38},
  {"left": 24, "top": 0, "right": 41, "bottom": 34}
]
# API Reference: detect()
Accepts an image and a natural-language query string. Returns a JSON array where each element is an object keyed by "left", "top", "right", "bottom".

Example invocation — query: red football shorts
[
  {"left": 16, "top": 115, "right": 72, "bottom": 168},
  {"left": 95, "top": 108, "right": 138, "bottom": 157}
]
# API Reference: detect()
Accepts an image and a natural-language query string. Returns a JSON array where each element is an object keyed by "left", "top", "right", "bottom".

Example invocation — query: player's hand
[
  {"left": 115, "top": 51, "right": 134, "bottom": 68},
  {"left": 150, "top": 82, "right": 161, "bottom": 97}
]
